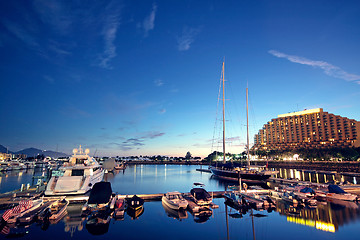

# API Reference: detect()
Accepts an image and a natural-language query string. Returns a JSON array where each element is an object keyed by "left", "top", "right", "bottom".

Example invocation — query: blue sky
[{"left": 1, "top": 0, "right": 360, "bottom": 157}]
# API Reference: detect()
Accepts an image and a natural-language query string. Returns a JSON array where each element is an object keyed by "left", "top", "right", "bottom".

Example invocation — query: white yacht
[{"left": 45, "top": 145, "right": 104, "bottom": 196}]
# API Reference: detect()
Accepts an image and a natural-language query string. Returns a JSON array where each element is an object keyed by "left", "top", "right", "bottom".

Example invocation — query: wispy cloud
[
  {"left": 32, "top": 0, "right": 72, "bottom": 35},
  {"left": 154, "top": 79, "right": 164, "bottom": 86},
  {"left": 2, "top": 19, "right": 39, "bottom": 49},
  {"left": 177, "top": 27, "right": 200, "bottom": 51},
  {"left": 141, "top": 3, "right": 157, "bottom": 37},
  {"left": 43, "top": 75, "right": 55, "bottom": 84},
  {"left": 269, "top": 50, "right": 360, "bottom": 83},
  {"left": 115, "top": 131, "right": 165, "bottom": 151},
  {"left": 141, "top": 131, "right": 165, "bottom": 139},
  {"left": 47, "top": 40, "right": 72, "bottom": 55},
  {"left": 98, "top": 6, "right": 122, "bottom": 69}
]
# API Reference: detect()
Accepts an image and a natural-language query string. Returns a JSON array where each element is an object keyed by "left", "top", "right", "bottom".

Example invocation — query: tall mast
[
  {"left": 222, "top": 61, "right": 226, "bottom": 164},
  {"left": 246, "top": 87, "right": 250, "bottom": 167}
]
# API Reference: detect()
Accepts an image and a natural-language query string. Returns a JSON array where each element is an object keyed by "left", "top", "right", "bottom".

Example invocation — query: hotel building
[{"left": 252, "top": 108, "right": 360, "bottom": 151}]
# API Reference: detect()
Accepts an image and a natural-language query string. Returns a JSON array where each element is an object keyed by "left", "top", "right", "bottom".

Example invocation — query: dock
[
  {"left": 268, "top": 177, "right": 360, "bottom": 194},
  {"left": 117, "top": 191, "right": 226, "bottom": 201}
]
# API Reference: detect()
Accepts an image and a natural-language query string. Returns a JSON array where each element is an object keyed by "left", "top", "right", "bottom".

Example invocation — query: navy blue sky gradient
[{"left": 1, "top": 0, "right": 359, "bottom": 157}]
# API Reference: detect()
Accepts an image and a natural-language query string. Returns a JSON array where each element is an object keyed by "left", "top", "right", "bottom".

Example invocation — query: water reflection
[
  {"left": 63, "top": 203, "right": 85, "bottom": 237},
  {"left": 162, "top": 201, "right": 188, "bottom": 221},
  {"left": 190, "top": 208, "right": 213, "bottom": 224},
  {"left": 1, "top": 165, "right": 360, "bottom": 240},
  {"left": 275, "top": 198, "right": 360, "bottom": 232},
  {"left": 85, "top": 210, "right": 111, "bottom": 235}
]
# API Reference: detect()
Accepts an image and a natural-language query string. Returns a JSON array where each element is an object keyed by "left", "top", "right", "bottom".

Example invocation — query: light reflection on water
[{"left": 0, "top": 165, "right": 360, "bottom": 240}]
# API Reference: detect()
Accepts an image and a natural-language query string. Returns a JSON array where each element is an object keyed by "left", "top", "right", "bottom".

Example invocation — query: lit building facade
[
  {"left": 253, "top": 108, "right": 360, "bottom": 151},
  {"left": 0, "top": 153, "right": 12, "bottom": 160}
]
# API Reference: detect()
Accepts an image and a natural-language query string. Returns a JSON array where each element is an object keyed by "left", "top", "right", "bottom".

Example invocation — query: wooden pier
[{"left": 117, "top": 191, "right": 226, "bottom": 201}]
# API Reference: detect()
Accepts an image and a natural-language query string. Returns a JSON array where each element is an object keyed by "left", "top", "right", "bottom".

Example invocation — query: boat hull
[
  {"left": 210, "top": 167, "right": 271, "bottom": 183},
  {"left": 161, "top": 196, "right": 188, "bottom": 210},
  {"left": 45, "top": 170, "right": 104, "bottom": 196},
  {"left": 326, "top": 193, "right": 358, "bottom": 201}
]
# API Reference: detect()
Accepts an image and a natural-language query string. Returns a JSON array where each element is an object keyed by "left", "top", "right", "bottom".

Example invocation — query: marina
[
  {"left": 1, "top": 1, "right": 360, "bottom": 239},
  {"left": 0, "top": 164, "right": 360, "bottom": 239}
]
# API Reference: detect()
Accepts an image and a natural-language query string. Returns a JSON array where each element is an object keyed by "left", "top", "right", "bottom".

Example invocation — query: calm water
[{"left": 1, "top": 165, "right": 360, "bottom": 240}]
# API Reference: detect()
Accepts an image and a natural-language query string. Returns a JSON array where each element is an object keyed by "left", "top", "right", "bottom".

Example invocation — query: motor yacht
[{"left": 45, "top": 146, "right": 104, "bottom": 196}]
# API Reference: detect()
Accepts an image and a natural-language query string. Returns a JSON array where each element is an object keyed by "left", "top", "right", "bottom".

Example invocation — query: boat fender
[{"left": 88, "top": 183, "right": 92, "bottom": 187}]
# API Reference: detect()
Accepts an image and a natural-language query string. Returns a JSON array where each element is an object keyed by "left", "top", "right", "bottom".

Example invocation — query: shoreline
[{"left": 124, "top": 160, "right": 360, "bottom": 173}]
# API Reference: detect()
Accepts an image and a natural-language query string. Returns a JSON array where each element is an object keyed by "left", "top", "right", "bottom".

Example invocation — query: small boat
[
  {"left": 326, "top": 184, "right": 358, "bottom": 201},
  {"left": 224, "top": 191, "right": 248, "bottom": 209},
  {"left": 190, "top": 183, "right": 213, "bottom": 206},
  {"left": 293, "top": 187, "right": 317, "bottom": 206},
  {"left": 0, "top": 161, "right": 10, "bottom": 171},
  {"left": 83, "top": 182, "right": 113, "bottom": 212},
  {"left": 113, "top": 197, "right": 126, "bottom": 219},
  {"left": 240, "top": 191, "right": 276, "bottom": 210},
  {"left": 4, "top": 199, "right": 44, "bottom": 224},
  {"left": 126, "top": 195, "right": 144, "bottom": 211},
  {"left": 8, "top": 160, "right": 26, "bottom": 171},
  {"left": 162, "top": 192, "right": 188, "bottom": 210},
  {"left": 126, "top": 205, "right": 144, "bottom": 220},
  {"left": 269, "top": 190, "right": 299, "bottom": 206},
  {"left": 283, "top": 191, "right": 302, "bottom": 206},
  {"left": 17, "top": 200, "right": 55, "bottom": 224},
  {"left": 49, "top": 210, "right": 67, "bottom": 225},
  {"left": 49, "top": 198, "right": 69, "bottom": 220}
]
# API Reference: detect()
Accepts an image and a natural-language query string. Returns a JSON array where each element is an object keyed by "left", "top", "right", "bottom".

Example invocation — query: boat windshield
[
  {"left": 76, "top": 158, "right": 87, "bottom": 164},
  {"left": 168, "top": 194, "right": 179, "bottom": 200},
  {"left": 52, "top": 170, "right": 64, "bottom": 177},
  {"left": 71, "top": 169, "right": 84, "bottom": 176}
]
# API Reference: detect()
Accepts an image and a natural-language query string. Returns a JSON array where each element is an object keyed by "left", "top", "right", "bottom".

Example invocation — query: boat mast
[
  {"left": 222, "top": 61, "right": 226, "bottom": 164},
  {"left": 246, "top": 87, "right": 250, "bottom": 167}
]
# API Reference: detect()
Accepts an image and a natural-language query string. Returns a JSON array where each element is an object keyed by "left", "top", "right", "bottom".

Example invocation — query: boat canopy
[
  {"left": 300, "top": 187, "right": 315, "bottom": 194},
  {"left": 127, "top": 195, "right": 144, "bottom": 206},
  {"left": 193, "top": 182, "right": 205, "bottom": 187},
  {"left": 88, "top": 182, "right": 112, "bottom": 204},
  {"left": 190, "top": 188, "right": 211, "bottom": 200},
  {"left": 328, "top": 184, "right": 346, "bottom": 194}
]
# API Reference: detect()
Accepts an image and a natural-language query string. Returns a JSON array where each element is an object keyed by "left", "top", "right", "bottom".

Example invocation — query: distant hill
[
  {"left": 0, "top": 144, "right": 12, "bottom": 153},
  {"left": 0, "top": 145, "right": 68, "bottom": 159},
  {"left": 15, "top": 148, "right": 68, "bottom": 159},
  {"left": 15, "top": 148, "right": 45, "bottom": 157}
]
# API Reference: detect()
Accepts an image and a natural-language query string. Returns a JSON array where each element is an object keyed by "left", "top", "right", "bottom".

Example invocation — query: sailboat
[{"left": 210, "top": 61, "right": 278, "bottom": 183}]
